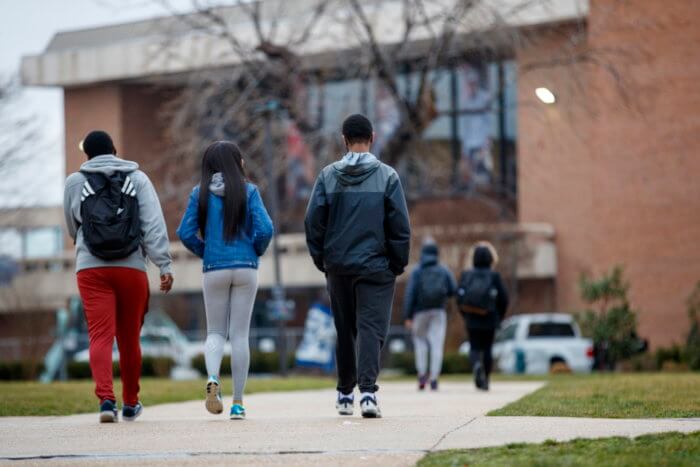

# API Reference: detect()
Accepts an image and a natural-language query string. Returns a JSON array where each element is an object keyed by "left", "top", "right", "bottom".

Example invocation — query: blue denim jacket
[{"left": 177, "top": 182, "right": 274, "bottom": 272}]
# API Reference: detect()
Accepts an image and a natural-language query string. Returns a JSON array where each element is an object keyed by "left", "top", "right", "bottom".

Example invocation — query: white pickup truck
[{"left": 460, "top": 313, "right": 594, "bottom": 374}]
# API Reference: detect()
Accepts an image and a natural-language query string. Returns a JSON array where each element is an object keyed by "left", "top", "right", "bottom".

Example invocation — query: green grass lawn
[
  {"left": 0, "top": 376, "right": 335, "bottom": 416},
  {"left": 419, "top": 431, "right": 700, "bottom": 467},
  {"left": 489, "top": 373, "right": 700, "bottom": 418},
  {"left": 5, "top": 372, "right": 700, "bottom": 419}
]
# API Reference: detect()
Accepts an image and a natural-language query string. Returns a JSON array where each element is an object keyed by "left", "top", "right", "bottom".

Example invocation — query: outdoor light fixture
[{"left": 535, "top": 87, "right": 556, "bottom": 104}]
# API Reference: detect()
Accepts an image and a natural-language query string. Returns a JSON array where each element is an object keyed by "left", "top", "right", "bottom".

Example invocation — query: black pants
[
  {"left": 327, "top": 270, "right": 396, "bottom": 394},
  {"left": 468, "top": 327, "right": 496, "bottom": 376}
]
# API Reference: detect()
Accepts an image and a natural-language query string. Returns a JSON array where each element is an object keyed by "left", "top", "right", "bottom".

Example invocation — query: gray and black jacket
[{"left": 304, "top": 152, "right": 411, "bottom": 276}]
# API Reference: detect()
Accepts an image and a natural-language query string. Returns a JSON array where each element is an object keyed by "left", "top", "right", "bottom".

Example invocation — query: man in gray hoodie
[
  {"left": 305, "top": 114, "right": 411, "bottom": 418},
  {"left": 64, "top": 130, "right": 173, "bottom": 423}
]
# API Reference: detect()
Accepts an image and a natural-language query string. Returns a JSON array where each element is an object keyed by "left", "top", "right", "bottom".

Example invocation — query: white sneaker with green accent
[{"left": 205, "top": 376, "right": 223, "bottom": 414}]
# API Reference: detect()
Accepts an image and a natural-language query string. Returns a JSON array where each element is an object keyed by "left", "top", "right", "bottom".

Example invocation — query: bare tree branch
[{"left": 148, "top": 0, "right": 633, "bottom": 228}]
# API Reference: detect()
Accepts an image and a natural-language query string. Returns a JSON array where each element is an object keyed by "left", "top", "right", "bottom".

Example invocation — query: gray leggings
[
  {"left": 412, "top": 310, "right": 447, "bottom": 381},
  {"left": 202, "top": 268, "right": 258, "bottom": 402}
]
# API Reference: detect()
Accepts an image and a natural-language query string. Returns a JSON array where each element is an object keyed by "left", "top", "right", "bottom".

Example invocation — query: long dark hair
[{"left": 197, "top": 141, "right": 247, "bottom": 242}]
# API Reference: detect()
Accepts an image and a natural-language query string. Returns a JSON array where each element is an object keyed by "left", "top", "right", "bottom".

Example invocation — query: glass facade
[
  {"left": 282, "top": 60, "right": 518, "bottom": 201},
  {"left": 0, "top": 226, "right": 63, "bottom": 260}
]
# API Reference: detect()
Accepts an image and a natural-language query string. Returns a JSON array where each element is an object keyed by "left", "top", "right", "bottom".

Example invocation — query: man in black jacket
[{"left": 305, "top": 114, "right": 411, "bottom": 418}]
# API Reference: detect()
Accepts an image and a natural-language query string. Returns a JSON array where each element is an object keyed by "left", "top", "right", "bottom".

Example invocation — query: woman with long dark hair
[{"left": 177, "top": 141, "right": 273, "bottom": 419}]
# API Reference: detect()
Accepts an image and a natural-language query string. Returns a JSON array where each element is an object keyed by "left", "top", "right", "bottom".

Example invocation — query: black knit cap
[{"left": 82, "top": 130, "right": 116, "bottom": 158}]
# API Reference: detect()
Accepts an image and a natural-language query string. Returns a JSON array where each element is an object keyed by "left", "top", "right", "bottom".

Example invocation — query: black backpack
[
  {"left": 417, "top": 267, "right": 448, "bottom": 309},
  {"left": 457, "top": 270, "right": 496, "bottom": 316},
  {"left": 79, "top": 171, "right": 141, "bottom": 260}
]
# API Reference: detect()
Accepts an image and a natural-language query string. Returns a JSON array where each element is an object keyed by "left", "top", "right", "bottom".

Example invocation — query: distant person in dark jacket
[
  {"left": 403, "top": 239, "right": 456, "bottom": 391},
  {"left": 305, "top": 114, "right": 411, "bottom": 418},
  {"left": 457, "top": 241, "right": 509, "bottom": 391}
]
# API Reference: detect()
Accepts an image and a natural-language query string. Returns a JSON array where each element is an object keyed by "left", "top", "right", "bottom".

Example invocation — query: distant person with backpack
[
  {"left": 457, "top": 241, "right": 509, "bottom": 391},
  {"left": 64, "top": 130, "right": 173, "bottom": 423},
  {"left": 305, "top": 114, "right": 410, "bottom": 418},
  {"left": 403, "top": 240, "right": 456, "bottom": 391},
  {"left": 177, "top": 141, "right": 273, "bottom": 420}
]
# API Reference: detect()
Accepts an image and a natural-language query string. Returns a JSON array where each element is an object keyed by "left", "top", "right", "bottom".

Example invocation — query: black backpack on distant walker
[
  {"left": 457, "top": 269, "right": 497, "bottom": 316},
  {"left": 79, "top": 171, "right": 141, "bottom": 260},
  {"left": 417, "top": 266, "right": 449, "bottom": 309}
]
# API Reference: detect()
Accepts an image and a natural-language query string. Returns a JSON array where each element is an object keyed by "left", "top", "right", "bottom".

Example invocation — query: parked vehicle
[
  {"left": 459, "top": 313, "right": 594, "bottom": 374},
  {"left": 73, "top": 310, "right": 201, "bottom": 369},
  {"left": 73, "top": 326, "right": 199, "bottom": 366}
]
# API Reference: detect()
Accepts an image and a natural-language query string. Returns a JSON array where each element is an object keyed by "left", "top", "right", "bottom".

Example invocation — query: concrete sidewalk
[{"left": 2, "top": 381, "right": 699, "bottom": 466}]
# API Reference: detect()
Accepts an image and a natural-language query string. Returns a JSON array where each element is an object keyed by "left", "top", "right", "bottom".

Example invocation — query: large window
[
  {"left": 527, "top": 322, "right": 576, "bottom": 338},
  {"left": 0, "top": 227, "right": 62, "bottom": 259},
  {"left": 283, "top": 59, "right": 518, "bottom": 203}
]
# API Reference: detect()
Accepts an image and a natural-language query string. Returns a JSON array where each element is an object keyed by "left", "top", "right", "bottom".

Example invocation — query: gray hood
[
  {"left": 80, "top": 154, "right": 139, "bottom": 175},
  {"left": 210, "top": 172, "right": 225, "bottom": 196},
  {"left": 332, "top": 152, "right": 381, "bottom": 186}
]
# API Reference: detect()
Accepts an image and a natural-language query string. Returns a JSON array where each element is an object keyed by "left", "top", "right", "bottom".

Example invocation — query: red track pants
[{"left": 77, "top": 267, "right": 149, "bottom": 405}]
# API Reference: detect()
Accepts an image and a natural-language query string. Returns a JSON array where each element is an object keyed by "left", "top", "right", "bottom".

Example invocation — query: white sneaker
[
  {"left": 205, "top": 376, "right": 223, "bottom": 414},
  {"left": 336, "top": 392, "right": 354, "bottom": 416},
  {"left": 360, "top": 393, "right": 381, "bottom": 418}
]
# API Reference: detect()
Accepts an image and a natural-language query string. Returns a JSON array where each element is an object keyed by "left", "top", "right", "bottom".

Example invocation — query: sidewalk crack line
[{"left": 429, "top": 416, "right": 477, "bottom": 452}]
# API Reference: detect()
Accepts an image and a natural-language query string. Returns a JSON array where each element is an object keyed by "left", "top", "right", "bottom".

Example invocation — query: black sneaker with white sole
[
  {"left": 360, "top": 394, "right": 381, "bottom": 418},
  {"left": 99, "top": 399, "right": 118, "bottom": 423},
  {"left": 336, "top": 393, "right": 354, "bottom": 416},
  {"left": 122, "top": 402, "right": 143, "bottom": 421}
]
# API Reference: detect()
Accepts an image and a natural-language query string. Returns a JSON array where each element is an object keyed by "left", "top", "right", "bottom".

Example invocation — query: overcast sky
[{"left": 0, "top": 0, "right": 195, "bottom": 208}]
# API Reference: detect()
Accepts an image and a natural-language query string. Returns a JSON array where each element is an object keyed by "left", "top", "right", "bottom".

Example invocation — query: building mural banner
[
  {"left": 458, "top": 64, "right": 495, "bottom": 187},
  {"left": 285, "top": 120, "right": 315, "bottom": 201},
  {"left": 373, "top": 82, "right": 400, "bottom": 159},
  {"left": 294, "top": 300, "right": 336, "bottom": 373}
]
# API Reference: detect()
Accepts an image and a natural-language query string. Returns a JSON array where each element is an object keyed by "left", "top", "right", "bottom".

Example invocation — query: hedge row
[
  {"left": 190, "top": 352, "right": 296, "bottom": 376},
  {"left": 621, "top": 344, "right": 700, "bottom": 372},
  {"left": 189, "top": 351, "right": 471, "bottom": 376},
  {"left": 0, "top": 357, "right": 175, "bottom": 381},
  {"left": 384, "top": 352, "right": 472, "bottom": 375},
  {"left": 0, "top": 361, "right": 44, "bottom": 381},
  {"left": 66, "top": 357, "right": 175, "bottom": 379}
]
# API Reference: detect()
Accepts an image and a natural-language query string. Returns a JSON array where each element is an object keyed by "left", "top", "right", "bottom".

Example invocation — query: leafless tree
[
  {"left": 0, "top": 75, "right": 47, "bottom": 207},
  {"left": 151, "top": 0, "right": 333, "bottom": 207},
  {"left": 148, "top": 0, "right": 632, "bottom": 230},
  {"left": 150, "top": 1, "right": 505, "bottom": 227}
]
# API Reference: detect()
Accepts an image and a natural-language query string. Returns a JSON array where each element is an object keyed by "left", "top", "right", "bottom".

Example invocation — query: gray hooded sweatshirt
[{"left": 64, "top": 154, "right": 173, "bottom": 275}]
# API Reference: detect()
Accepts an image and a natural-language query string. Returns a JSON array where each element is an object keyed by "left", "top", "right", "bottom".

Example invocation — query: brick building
[
  {"left": 518, "top": 0, "right": 700, "bottom": 346},
  {"left": 19, "top": 0, "right": 700, "bottom": 347}
]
